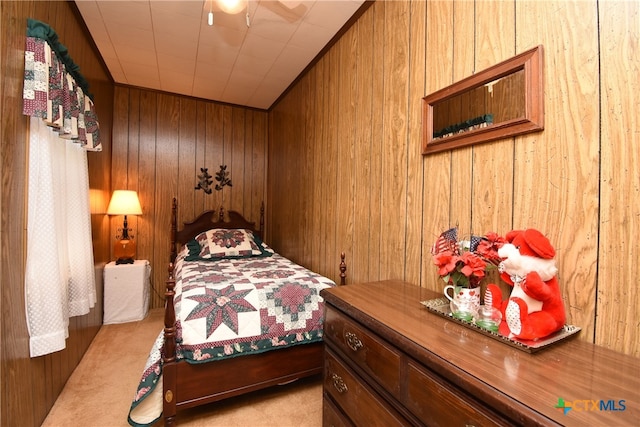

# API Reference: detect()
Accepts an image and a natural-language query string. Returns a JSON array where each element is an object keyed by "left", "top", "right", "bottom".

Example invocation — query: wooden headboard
[{"left": 170, "top": 198, "right": 264, "bottom": 261}]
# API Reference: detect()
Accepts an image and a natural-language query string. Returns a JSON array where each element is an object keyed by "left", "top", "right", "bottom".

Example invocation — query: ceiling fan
[{"left": 206, "top": 0, "right": 307, "bottom": 28}]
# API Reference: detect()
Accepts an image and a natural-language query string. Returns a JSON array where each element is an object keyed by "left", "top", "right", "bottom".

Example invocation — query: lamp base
[{"left": 114, "top": 238, "right": 136, "bottom": 264}]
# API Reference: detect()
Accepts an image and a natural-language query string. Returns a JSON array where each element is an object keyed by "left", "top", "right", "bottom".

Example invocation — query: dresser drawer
[
  {"left": 324, "top": 349, "right": 407, "bottom": 426},
  {"left": 324, "top": 306, "right": 402, "bottom": 394},
  {"left": 323, "top": 393, "right": 354, "bottom": 427},
  {"left": 405, "top": 360, "right": 510, "bottom": 427}
]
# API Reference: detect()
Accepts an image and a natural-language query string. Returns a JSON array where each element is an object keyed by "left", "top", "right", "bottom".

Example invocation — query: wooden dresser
[{"left": 320, "top": 280, "right": 639, "bottom": 426}]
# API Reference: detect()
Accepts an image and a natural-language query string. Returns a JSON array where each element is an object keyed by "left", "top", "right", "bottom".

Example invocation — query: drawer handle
[
  {"left": 332, "top": 373, "right": 348, "bottom": 393},
  {"left": 344, "top": 331, "right": 363, "bottom": 352}
]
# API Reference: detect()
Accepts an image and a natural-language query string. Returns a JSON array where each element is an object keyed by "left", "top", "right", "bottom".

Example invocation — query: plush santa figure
[{"left": 485, "top": 229, "right": 566, "bottom": 341}]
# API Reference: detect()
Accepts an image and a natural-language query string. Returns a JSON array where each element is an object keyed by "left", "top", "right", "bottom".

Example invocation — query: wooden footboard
[{"left": 173, "top": 342, "right": 323, "bottom": 409}]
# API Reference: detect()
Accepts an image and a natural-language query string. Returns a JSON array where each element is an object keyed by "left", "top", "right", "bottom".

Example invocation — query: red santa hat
[{"left": 505, "top": 229, "right": 556, "bottom": 259}]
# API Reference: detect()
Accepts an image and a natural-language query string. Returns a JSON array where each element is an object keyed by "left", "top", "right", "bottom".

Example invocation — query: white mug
[{"left": 444, "top": 285, "right": 481, "bottom": 320}]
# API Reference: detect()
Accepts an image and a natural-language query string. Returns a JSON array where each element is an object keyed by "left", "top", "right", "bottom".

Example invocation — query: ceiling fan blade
[
  {"left": 262, "top": 0, "right": 307, "bottom": 23},
  {"left": 279, "top": 1, "right": 303, "bottom": 9}
]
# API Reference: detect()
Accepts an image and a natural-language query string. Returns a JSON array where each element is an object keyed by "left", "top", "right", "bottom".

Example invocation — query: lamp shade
[{"left": 107, "top": 190, "right": 142, "bottom": 216}]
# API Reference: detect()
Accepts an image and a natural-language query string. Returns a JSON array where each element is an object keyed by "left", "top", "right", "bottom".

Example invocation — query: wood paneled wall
[
  {"left": 267, "top": 0, "right": 639, "bottom": 357},
  {"left": 0, "top": 1, "right": 113, "bottom": 426},
  {"left": 112, "top": 87, "right": 268, "bottom": 309}
]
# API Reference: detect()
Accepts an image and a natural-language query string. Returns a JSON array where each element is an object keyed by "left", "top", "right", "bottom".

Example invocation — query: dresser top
[{"left": 322, "top": 280, "right": 639, "bottom": 426}]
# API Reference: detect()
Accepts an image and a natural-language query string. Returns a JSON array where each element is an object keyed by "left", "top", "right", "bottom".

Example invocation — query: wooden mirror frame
[{"left": 422, "top": 45, "right": 544, "bottom": 155}]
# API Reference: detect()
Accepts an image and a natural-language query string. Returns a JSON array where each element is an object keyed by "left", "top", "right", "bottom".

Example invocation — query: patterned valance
[{"left": 22, "top": 19, "right": 101, "bottom": 151}]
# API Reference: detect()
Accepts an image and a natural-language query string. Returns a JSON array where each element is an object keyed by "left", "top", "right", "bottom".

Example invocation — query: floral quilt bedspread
[{"left": 128, "top": 250, "right": 335, "bottom": 427}]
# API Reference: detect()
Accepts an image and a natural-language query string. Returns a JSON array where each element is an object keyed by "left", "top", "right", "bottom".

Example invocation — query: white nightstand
[{"left": 103, "top": 260, "right": 151, "bottom": 324}]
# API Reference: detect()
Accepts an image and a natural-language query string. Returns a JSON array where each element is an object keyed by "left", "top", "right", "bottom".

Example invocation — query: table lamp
[{"left": 107, "top": 190, "right": 142, "bottom": 264}]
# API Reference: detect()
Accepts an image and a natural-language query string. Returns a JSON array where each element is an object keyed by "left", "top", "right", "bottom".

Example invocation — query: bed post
[
  {"left": 340, "top": 252, "right": 347, "bottom": 286},
  {"left": 163, "top": 262, "right": 177, "bottom": 426},
  {"left": 170, "top": 198, "right": 178, "bottom": 263},
  {"left": 165, "top": 198, "right": 178, "bottom": 425},
  {"left": 260, "top": 202, "right": 265, "bottom": 234}
]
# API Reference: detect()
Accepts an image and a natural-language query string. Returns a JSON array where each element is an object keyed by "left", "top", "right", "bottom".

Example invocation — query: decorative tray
[{"left": 421, "top": 297, "right": 581, "bottom": 353}]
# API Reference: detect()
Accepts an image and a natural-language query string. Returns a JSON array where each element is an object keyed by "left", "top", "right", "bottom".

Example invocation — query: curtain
[
  {"left": 22, "top": 19, "right": 100, "bottom": 357},
  {"left": 25, "top": 118, "right": 97, "bottom": 357},
  {"left": 23, "top": 18, "right": 101, "bottom": 151}
]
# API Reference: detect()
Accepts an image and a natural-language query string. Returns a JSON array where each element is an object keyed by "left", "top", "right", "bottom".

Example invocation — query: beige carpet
[{"left": 42, "top": 308, "right": 323, "bottom": 427}]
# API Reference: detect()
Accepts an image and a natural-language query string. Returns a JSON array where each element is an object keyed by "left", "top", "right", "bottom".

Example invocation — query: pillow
[
  {"left": 260, "top": 241, "right": 275, "bottom": 254},
  {"left": 185, "top": 228, "right": 272, "bottom": 261}
]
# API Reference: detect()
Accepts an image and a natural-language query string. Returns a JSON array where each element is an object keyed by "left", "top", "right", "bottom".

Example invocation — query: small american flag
[
  {"left": 431, "top": 227, "right": 458, "bottom": 255},
  {"left": 469, "top": 235, "right": 483, "bottom": 252}
]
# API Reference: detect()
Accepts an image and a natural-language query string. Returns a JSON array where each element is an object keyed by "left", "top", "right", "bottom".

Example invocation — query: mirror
[{"left": 422, "top": 45, "right": 544, "bottom": 155}]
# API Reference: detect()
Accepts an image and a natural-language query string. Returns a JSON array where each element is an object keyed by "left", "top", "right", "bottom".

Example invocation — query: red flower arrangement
[{"left": 431, "top": 228, "right": 504, "bottom": 288}]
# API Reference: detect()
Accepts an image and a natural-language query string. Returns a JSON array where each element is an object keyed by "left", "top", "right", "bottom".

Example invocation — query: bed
[{"left": 128, "top": 199, "right": 346, "bottom": 426}]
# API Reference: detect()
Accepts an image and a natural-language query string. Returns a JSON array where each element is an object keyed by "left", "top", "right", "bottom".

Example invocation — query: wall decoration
[
  {"left": 214, "top": 164, "right": 232, "bottom": 190},
  {"left": 195, "top": 167, "right": 214, "bottom": 194},
  {"left": 422, "top": 45, "right": 543, "bottom": 155}
]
